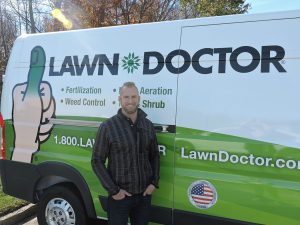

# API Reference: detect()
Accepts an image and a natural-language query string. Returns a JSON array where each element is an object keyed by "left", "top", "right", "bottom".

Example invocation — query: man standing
[{"left": 92, "top": 82, "right": 160, "bottom": 225}]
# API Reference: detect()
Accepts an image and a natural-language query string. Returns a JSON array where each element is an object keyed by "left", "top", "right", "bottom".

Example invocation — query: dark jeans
[{"left": 107, "top": 193, "right": 152, "bottom": 225}]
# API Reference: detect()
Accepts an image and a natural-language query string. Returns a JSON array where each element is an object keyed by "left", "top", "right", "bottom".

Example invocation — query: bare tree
[
  {"left": 28, "top": 0, "right": 36, "bottom": 33},
  {"left": 5, "top": 0, "right": 51, "bottom": 33},
  {"left": 0, "top": 3, "right": 18, "bottom": 95},
  {"left": 181, "top": 0, "right": 250, "bottom": 18},
  {"left": 47, "top": 0, "right": 180, "bottom": 29}
]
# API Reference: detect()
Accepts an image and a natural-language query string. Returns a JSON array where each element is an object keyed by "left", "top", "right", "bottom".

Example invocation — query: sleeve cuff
[
  {"left": 109, "top": 187, "right": 120, "bottom": 196},
  {"left": 151, "top": 182, "right": 159, "bottom": 189}
]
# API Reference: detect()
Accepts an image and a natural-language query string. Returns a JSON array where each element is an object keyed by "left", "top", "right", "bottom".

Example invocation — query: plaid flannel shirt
[{"left": 92, "top": 108, "right": 160, "bottom": 195}]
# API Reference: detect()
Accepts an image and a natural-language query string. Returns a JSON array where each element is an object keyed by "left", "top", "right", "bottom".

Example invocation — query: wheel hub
[{"left": 45, "top": 198, "right": 76, "bottom": 225}]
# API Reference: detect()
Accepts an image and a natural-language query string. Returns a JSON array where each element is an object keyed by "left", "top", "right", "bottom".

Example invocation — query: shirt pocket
[
  {"left": 110, "top": 135, "right": 132, "bottom": 154},
  {"left": 139, "top": 128, "right": 153, "bottom": 152}
]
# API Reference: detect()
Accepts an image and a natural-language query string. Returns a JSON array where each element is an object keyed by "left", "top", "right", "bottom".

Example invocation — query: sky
[{"left": 245, "top": 0, "right": 300, "bottom": 14}]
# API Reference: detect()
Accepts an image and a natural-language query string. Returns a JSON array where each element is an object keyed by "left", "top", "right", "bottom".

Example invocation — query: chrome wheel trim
[{"left": 45, "top": 198, "right": 76, "bottom": 225}]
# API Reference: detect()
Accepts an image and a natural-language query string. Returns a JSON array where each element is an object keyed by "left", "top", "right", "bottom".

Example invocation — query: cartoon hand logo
[{"left": 12, "top": 46, "right": 55, "bottom": 163}]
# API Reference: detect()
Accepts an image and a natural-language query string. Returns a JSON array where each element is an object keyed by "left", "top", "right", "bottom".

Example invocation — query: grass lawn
[{"left": 0, "top": 183, "right": 28, "bottom": 217}]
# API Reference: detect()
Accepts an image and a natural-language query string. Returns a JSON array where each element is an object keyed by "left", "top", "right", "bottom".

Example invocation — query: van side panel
[{"left": 175, "top": 15, "right": 300, "bottom": 225}]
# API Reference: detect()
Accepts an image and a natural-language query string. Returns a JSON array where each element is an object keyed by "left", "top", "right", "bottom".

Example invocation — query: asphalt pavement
[
  {"left": 17, "top": 215, "right": 37, "bottom": 225},
  {"left": 0, "top": 203, "right": 108, "bottom": 225},
  {"left": 17, "top": 215, "right": 107, "bottom": 225},
  {"left": 16, "top": 215, "right": 107, "bottom": 225},
  {"left": 16, "top": 216, "right": 107, "bottom": 225}
]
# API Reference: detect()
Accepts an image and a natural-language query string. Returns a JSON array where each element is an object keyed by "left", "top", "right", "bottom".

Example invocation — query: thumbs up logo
[{"left": 12, "top": 46, "right": 56, "bottom": 163}]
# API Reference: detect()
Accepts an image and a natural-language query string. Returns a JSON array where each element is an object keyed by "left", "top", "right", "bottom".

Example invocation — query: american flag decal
[{"left": 188, "top": 180, "right": 217, "bottom": 209}]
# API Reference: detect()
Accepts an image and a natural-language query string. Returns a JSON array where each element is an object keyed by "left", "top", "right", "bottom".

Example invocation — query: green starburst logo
[{"left": 122, "top": 53, "right": 141, "bottom": 74}]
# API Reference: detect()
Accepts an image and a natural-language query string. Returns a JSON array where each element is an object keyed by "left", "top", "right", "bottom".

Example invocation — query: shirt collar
[{"left": 117, "top": 108, "right": 147, "bottom": 123}]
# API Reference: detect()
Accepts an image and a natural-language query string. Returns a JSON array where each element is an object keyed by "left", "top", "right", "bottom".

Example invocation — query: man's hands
[
  {"left": 112, "top": 189, "right": 132, "bottom": 200},
  {"left": 112, "top": 184, "right": 156, "bottom": 200},
  {"left": 143, "top": 184, "right": 156, "bottom": 196}
]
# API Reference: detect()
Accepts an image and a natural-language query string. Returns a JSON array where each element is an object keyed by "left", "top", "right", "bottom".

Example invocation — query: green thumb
[{"left": 25, "top": 46, "right": 46, "bottom": 98}]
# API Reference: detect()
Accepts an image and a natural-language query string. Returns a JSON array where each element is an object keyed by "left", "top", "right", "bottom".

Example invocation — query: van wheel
[{"left": 37, "top": 185, "right": 87, "bottom": 225}]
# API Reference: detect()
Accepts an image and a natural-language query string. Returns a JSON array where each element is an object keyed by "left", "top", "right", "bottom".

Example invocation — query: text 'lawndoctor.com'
[{"left": 181, "top": 148, "right": 300, "bottom": 170}]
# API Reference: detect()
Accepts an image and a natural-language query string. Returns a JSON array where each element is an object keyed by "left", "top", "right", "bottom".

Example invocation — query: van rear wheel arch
[{"left": 35, "top": 162, "right": 97, "bottom": 219}]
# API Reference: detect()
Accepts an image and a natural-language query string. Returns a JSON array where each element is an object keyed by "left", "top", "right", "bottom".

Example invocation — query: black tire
[{"left": 37, "top": 185, "right": 87, "bottom": 225}]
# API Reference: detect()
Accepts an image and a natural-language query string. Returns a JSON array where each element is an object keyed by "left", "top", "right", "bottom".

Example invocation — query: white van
[{"left": 1, "top": 10, "right": 300, "bottom": 225}]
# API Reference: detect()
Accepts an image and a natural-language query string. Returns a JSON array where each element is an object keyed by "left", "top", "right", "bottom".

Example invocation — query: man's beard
[{"left": 123, "top": 105, "right": 138, "bottom": 114}]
